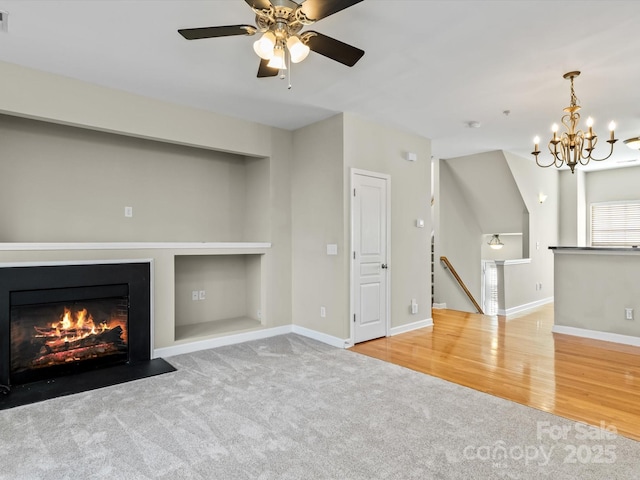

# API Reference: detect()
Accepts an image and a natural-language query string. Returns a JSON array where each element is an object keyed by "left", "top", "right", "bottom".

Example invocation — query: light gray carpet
[{"left": 0, "top": 334, "right": 638, "bottom": 479}]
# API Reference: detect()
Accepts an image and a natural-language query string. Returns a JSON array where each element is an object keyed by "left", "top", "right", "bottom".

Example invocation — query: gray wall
[
  {"left": 503, "top": 151, "right": 558, "bottom": 305},
  {"left": 584, "top": 165, "right": 640, "bottom": 245},
  {"left": 435, "top": 150, "right": 558, "bottom": 313},
  {"left": 442, "top": 151, "right": 527, "bottom": 234},
  {"left": 558, "top": 165, "right": 640, "bottom": 247},
  {"left": 554, "top": 252, "right": 640, "bottom": 337},
  {"left": 291, "top": 115, "right": 346, "bottom": 338},
  {"left": 0, "top": 61, "right": 272, "bottom": 157},
  {"left": 558, "top": 169, "right": 586, "bottom": 246},
  {"left": 434, "top": 160, "right": 483, "bottom": 311},
  {"left": 0, "top": 115, "right": 267, "bottom": 243},
  {"left": 344, "top": 113, "right": 431, "bottom": 330},
  {"left": 554, "top": 167, "right": 640, "bottom": 337},
  {"left": 291, "top": 113, "right": 432, "bottom": 340}
]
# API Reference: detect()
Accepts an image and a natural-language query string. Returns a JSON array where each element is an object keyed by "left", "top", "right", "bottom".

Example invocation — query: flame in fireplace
[{"left": 35, "top": 306, "right": 127, "bottom": 348}]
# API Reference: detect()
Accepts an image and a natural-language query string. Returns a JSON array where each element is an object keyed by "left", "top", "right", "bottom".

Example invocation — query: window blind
[{"left": 591, "top": 202, "right": 640, "bottom": 247}]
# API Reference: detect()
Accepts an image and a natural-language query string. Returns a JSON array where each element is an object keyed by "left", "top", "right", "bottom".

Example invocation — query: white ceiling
[{"left": 1, "top": 0, "right": 640, "bottom": 170}]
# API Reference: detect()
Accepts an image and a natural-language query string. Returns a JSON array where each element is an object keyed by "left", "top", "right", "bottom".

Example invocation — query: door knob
[{"left": 381, "top": 263, "right": 388, "bottom": 269}]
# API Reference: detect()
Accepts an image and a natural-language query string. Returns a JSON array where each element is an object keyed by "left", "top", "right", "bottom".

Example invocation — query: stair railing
[{"left": 440, "top": 256, "right": 484, "bottom": 314}]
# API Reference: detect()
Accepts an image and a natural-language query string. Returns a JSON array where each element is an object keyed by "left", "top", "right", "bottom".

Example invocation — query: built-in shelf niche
[
  {"left": 174, "top": 253, "right": 263, "bottom": 341},
  {"left": 0, "top": 114, "right": 271, "bottom": 243}
]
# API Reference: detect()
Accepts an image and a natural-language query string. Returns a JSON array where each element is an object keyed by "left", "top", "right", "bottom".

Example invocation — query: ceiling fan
[{"left": 178, "top": 0, "right": 365, "bottom": 78}]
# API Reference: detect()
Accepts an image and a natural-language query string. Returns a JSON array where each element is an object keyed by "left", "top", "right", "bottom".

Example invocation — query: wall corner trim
[
  {"left": 291, "top": 325, "right": 351, "bottom": 349},
  {"left": 552, "top": 325, "right": 640, "bottom": 347},
  {"left": 153, "top": 324, "right": 351, "bottom": 358},
  {"left": 497, "top": 297, "right": 554, "bottom": 317},
  {"left": 153, "top": 326, "right": 293, "bottom": 358},
  {"left": 390, "top": 318, "right": 433, "bottom": 336}
]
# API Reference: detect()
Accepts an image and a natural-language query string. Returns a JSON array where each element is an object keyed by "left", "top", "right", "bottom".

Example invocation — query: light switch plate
[{"left": 327, "top": 244, "right": 338, "bottom": 255}]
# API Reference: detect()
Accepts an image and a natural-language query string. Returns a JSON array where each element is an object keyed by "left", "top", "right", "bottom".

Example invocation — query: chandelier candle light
[{"left": 532, "top": 71, "right": 617, "bottom": 174}]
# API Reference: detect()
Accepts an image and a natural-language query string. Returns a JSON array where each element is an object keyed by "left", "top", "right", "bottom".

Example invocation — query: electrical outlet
[
  {"left": 198, "top": 290, "right": 206, "bottom": 300},
  {"left": 625, "top": 308, "right": 634, "bottom": 321},
  {"left": 124, "top": 206, "right": 133, "bottom": 217},
  {"left": 191, "top": 291, "right": 199, "bottom": 301},
  {"left": 320, "top": 306, "right": 326, "bottom": 318},
  {"left": 257, "top": 310, "right": 262, "bottom": 319}
]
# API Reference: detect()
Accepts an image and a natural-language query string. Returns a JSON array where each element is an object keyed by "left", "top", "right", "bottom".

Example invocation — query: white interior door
[{"left": 352, "top": 170, "right": 389, "bottom": 344}]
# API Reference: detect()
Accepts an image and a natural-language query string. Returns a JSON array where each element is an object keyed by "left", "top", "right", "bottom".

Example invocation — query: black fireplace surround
[{"left": 0, "top": 261, "right": 175, "bottom": 409}]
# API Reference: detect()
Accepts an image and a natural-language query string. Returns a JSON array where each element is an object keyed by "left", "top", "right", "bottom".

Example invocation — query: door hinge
[
  {"left": 353, "top": 251, "right": 356, "bottom": 259},
  {"left": 353, "top": 314, "right": 356, "bottom": 323},
  {"left": 353, "top": 188, "right": 356, "bottom": 197}
]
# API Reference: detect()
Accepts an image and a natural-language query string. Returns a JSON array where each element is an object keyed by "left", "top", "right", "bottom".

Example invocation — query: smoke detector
[{"left": 0, "top": 11, "right": 8, "bottom": 33}]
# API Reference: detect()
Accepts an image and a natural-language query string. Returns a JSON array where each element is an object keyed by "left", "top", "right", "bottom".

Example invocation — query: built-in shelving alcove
[
  {"left": 174, "top": 252, "right": 264, "bottom": 341},
  {"left": 0, "top": 114, "right": 277, "bottom": 353}
]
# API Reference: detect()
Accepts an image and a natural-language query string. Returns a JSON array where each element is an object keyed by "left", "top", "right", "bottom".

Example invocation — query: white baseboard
[
  {"left": 291, "top": 325, "right": 351, "bottom": 349},
  {"left": 552, "top": 325, "right": 640, "bottom": 347},
  {"left": 390, "top": 318, "right": 433, "bottom": 336},
  {"left": 497, "top": 297, "right": 554, "bottom": 317},
  {"left": 154, "top": 325, "right": 292, "bottom": 358},
  {"left": 154, "top": 324, "right": 351, "bottom": 358}
]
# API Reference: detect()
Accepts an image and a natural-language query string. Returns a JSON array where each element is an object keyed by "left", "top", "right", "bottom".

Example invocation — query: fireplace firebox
[{"left": 0, "top": 261, "right": 175, "bottom": 409}]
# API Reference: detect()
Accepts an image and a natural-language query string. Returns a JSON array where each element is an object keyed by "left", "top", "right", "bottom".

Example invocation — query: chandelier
[{"left": 532, "top": 71, "right": 617, "bottom": 174}]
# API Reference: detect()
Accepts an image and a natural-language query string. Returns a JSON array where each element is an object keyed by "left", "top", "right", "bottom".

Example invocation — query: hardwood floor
[{"left": 349, "top": 304, "right": 640, "bottom": 441}]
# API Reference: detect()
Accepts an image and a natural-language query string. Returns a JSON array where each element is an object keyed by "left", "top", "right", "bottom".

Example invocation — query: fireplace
[{"left": 0, "top": 261, "right": 175, "bottom": 409}]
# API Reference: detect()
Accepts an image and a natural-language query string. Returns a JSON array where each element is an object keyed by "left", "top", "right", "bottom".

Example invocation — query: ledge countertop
[
  {"left": 0, "top": 242, "right": 272, "bottom": 251},
  {"left": 550, "top": 246, "right": 640, "bottom": 255}
]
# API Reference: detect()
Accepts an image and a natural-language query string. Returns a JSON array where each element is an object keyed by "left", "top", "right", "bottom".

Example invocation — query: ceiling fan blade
[
  {"left": 305, "top": 31, "right": 364, "bottom": 67},
  {"left": 244, "top": 0, "right": 272, "bottom": 10},
  {"left": 178, "top": 25, "right": 256, "bottom": 40},
  {"left": 299, "top": 0, "right": 363, "bottom": 21},
  {"left": 257, "top": 59, "right": 279, "bottom": 78}
]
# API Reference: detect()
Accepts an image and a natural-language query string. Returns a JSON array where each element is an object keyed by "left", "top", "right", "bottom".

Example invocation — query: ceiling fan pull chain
[{"left": 287, "top": 50, "right": 292, "bottom": 89}]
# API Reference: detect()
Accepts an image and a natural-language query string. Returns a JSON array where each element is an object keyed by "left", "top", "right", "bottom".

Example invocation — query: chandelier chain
[{"left": 569, "top": 76, "right": 578, "bottom": 108}]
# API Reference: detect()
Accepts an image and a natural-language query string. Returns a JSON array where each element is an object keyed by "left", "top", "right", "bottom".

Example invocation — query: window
[{"left": 591, "top": 201, "right": 640, "bottom": 247}]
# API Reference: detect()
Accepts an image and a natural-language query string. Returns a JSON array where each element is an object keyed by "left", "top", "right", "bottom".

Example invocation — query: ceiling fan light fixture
[
  {"left": 267, "top": 45, "right": 287, "bottom": 70},
  {"left": 286, "top": 35, "right": 310, "bottom": 63},
  {"left": 253, "top": 31, "right": 276, "bottom": 60},
  {"left": 178, "top": 0, "right": 366, "bottom": 81}
]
